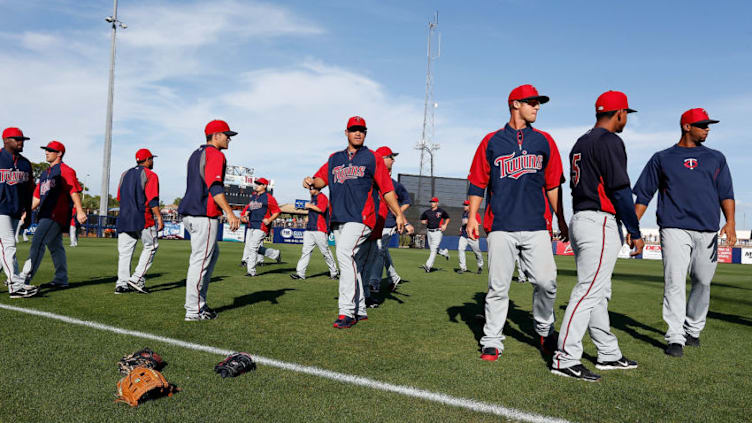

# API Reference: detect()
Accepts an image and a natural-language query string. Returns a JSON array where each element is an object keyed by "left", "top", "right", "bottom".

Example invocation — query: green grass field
[{"left": 1, "top": 238, "right": 750, "bottom": 422}]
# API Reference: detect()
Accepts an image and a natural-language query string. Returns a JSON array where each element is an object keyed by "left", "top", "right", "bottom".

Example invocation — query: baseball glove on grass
[
  {"left": 214, "top": 352, "right": 256, "bottom": 378},
  {"left": 118, "top": 347, "right": 165, "bottom": 375},
  {"left": 115, "top": 366, "right": 179, "bottom": 407}
]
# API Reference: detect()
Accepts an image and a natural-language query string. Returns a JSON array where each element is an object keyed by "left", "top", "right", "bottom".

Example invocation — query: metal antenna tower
[{"left": 415, "top": 11, "right": 440, "bottom": 205}]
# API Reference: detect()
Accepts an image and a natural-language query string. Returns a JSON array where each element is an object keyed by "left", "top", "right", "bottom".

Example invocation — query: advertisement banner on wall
[
  {"left": 717, "top": 246, "right": 732, "bottom": 263},
  {"left": 555, "top": 241, "right": 574, "bottom": 256},
  {"left": 642, "top": 244, "right": 662, "bottom": 260},
  {"left": 222, "top": 224, "right": 246, "bottom": 242},
  {"left": 273, "top": 227, "right": 305, "bottom": 244},
  {"left": 741, "top": 248, "right": 752, "bottom": 264},
  {"left": 158, "top": 222, "right": 184, "bottom": 239}
]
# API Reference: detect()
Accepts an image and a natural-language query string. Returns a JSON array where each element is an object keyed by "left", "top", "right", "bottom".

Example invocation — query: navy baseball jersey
[
  {"left": 460, "top": 210, "right": 482, "bottom": 238},
  {"left": 313, "top": 147, "right": 394, "bottom": 228},
  {"left": 384, "top": 178, "right": 411, "bottom": 228},
  {"left": 178, "top": 144, "right": 226, "bottom": 218},
  {"left": 0, "top": 149, "right": 33, "bottom": 218},
  {"left": 305, "top": 192, "right": 330, "bottom": 233},
  {"left": 633, "top": 144, "right": 734, "bottom": 232},
  {"left": 35, "top": 162, "right": 82, "bottom": 227},
  {"left": 420, "top": 207, "right": 449, "bottom": 229},
  {"left": 468, "top": 124, "right": 564, "bottom": 232},
  {"left": 116, "top": 166, "right": 160, "bottom": 232},
  {"left": 242, "top": 192, "right": 280, "bottom": 233}
]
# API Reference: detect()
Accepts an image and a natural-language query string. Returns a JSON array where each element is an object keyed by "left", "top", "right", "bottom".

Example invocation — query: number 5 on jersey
[{"left": 571, "top": 153, "right": 582, "bottom": 187}]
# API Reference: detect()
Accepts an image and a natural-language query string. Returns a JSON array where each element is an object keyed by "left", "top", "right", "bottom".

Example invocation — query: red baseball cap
[
  {"left": 346, "top": 116, "right": 367, "bottom": 130},
  {"left": 595, "top": 91, "right": 637, "bottom": 113},
  {"left": 40, "top": 140, "right": 65, "bottom": 154},
  {"left": 463, "top": 200, "right": 470, "bottom": 206},
  {"left": 508, "top": 84, "right": 549, "bottom": 104},
  {"left": 204, "top": 120, "right": 238, "bottom": 137},
  {"left": 255, "top": 177, "right": 269, "bottom": 186},
  {"left": 375, "top": 146, "right": 398, "bottom": 157},
  {"left": 2, "top": 127, "right": 30, "bottom": 140},
  {"left": 680, "top": 108, "right": 719, "bottom": 126},
  {"left": 430, "top": 197, "right": 439, "bottom": 203},
  {"left": 135, "top": 148, "right": 156, "bottom": 162}
]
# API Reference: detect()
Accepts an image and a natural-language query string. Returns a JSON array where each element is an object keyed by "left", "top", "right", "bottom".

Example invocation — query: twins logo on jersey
[
  {"left": 332, "top": 164, "right": 366, "bottom": 184},
  {"left": 494, "top": 151, "right": 543, "bottom": 179},
  {"left": 435, "top": 212, "right": 442, "bottom": 218},
  {"left": 683, "top": 158, "right": 698, "bottom": 170},
  {"left": 246, "top": 200, "right": 263, "bottom": 210},
  {"left": 39, "top": 178, "right": 56, "bottom": 196},
  {"left": 0, "top": 169, "right": 29, "bottom": 185}
]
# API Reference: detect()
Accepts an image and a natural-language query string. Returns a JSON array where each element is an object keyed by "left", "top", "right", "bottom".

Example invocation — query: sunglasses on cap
[
  {"left": 691, "top": 123, "right": 710, "bottom": 130},
  {"left": 519, "top": 99, "right": 541, "bottom": 107},
  {"left": 347, "top": 126, "right": 367, "bottom": 133},
  {"left": 43, "top": 147, "right": 60, "bottom": 153}
]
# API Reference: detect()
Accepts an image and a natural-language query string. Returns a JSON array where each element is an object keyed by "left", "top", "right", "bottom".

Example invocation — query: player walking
[
  {"left": 20, "top": 141, "right": 87, "bottom": 289},
  {"left": 0, "top": 127, "right": 38, "bottom": 298},
  {"left": 69, "top": 212, "right": 78, "bottom": 247},
  {"left": 551, "top": 91, "right": 644, "bottom": 382},
  {"left": 303, "top": 116, "right": 405, "bottom": 328},
  {"left": 367, "top": 146, "right": 411, "bottom": 291},
  {"left": 240, "top": 178, "right": 280, "bottom": 277},
  {"left": 115, "top": 148, "right": 163, "bottom": 294},
  {"left": 632, "top": 108, "right": 735, "bottom": 358},
  {"left": 466, "top": 84, "right": 567, "bottom": 362},
  {"left": 420, "top": 198, "right": 450, "bottom": 272},
  {"left": 179, "top": 120, "right": 240, "bottom": 321},
  {"left": 290, "top": 186, "right": 338, "bottom": 280},
  {"left": 456, "top": 200, "right": 483, "bottom": 274}
]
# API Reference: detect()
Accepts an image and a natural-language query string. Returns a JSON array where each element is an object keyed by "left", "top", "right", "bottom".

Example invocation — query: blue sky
[{"left": 1, "top": 0, "right": 751, "bottom": 231}]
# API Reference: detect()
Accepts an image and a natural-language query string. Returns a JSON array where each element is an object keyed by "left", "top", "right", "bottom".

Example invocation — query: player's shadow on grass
[
  {"left": 64, "top": 273, "right": 163, "bottom": 289},
  {"left": 708, "top": 310, "right": 752, "bottom": 327},
  {"left": 215, "top": 288, "right": 296, "bottom": 313},
  {"left": 257, "top": 267, "right": 296, "bottom": 275},
  {"left": 556, "top": 304, "right": 665, "bottom": 351},
  {"left": 150, "top": 276, "right": 225, "bottom": 293}
]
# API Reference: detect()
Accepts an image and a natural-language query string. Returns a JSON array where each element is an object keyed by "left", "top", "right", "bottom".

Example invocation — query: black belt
[{"left": 428, "top": 228, "right": 441, "bottom": 232}]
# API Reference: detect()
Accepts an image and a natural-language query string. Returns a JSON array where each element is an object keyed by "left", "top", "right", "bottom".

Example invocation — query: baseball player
[
  {"left": 466, "top": 84, "right": 567, "bottom": 362},
  {"left": 367, "top": 146, "right": 411, "bottom": 292},
  {"left": 633, "top": 108, "right": 735, "bottom": 358},
  {"left": 115, "top": 148, "right": 163, "bottom": 294},
  {"left": 303, "top": 116, "right": 405, "bottom": 329},
  {"left": 19, "top": 140, "right": 87, "bottom": 289},
  {"left": 15, "top": 211, "right": 29, "bottom": 243},
  {"left": 456, "top": 200, "right": 483, "bottom": 274},
  {"left": 551, "top": 90, "right": 644, "bottom": 382},
  {"left": 241, "top": 242, "right": 279, "bottom": 267},
  {"left": 178, "top": 120, "right": 240, "bottom": 321},
  {"left": 420, "top": 198, "right": 450, "bottom": 272},
  {"left": 240, "top": 178, "right": 280, "bottom": 277},
  {"left": 68, "top": 213, "right": 78, "bottom": 247},
  {"left": 0, "top": 127, "right": 38, "bottom": 298},
  {"left": 290, "top": 186, "right": 338, "bottom": 280}
]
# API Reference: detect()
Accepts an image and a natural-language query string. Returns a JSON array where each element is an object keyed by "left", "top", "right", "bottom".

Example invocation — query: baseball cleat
[
  {"left": 551, "top": 364, "right": 601, "bottom": 382},
  {"left": 114, "top": 286, "right": 131, "bottom": 294},
  {"left": 333, "top": 315, "right": 357, "bottom": 329},
  {"left": 595, "top": 356, "right": 638, "bottom": 370},
  {"left": 665, "top": 343, "right": 683, "bottom": 357},
  {"left": 421, "top": 265, "right": 431, "bottom": 273},
  {"left": 476, "top": 268, "right": 483, "bottom": 274},
  {"left": 685, "top": 335, "right": 700, "bottom": 347},
  {"left": 365, "top": 297, "right": 381, "bottom": 309},
  {"left": 480, "top": 347, "right": 501, "bottom": 361},
  {"left": 239, "top": 261, "right": 247, "bottom": 268},
  {"left": 42, "top": 281, "right": 69, "bottom": 290},
  {"left": 126, "top": 281, "right": 149, "bottom": 294},
  {"left": 289, "top": 274, "right": 304, "bottom": 280},
  {"left": 276, "top": 252, "right": 282, "bottom": 264},
  {"left": 455, "top": 268, "right": 466, "bottom": 274},
  {"left": 245, "top": 273, "right": 257, "bottom": 277},
  {"left": 540, "top": 332, "right": 558, "bottom": 356},
  {"left": 9, "top": 285, "right": 39, "bottom": 298},
  {"left": 370, "top": 285, "right": 380, "bottom": 294},
  {"left": 355, "top": 314, "right": 368, "bottom": 322},
  {"left": 328, "top": 273, "right": 339, "bottom": 280}
]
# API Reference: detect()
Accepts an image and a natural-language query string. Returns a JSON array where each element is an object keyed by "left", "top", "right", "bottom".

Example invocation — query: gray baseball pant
[
  {"left": 20, "top": 218, "right": 67, "bottom": 285},
  {"left": 244, "top": 228, "right": 266, "bottom": 275},
  {"left": 69, "top": 225, "right": 78, "bottom": 247},
  {"left": 333, "top": 222, "right": 371, "bottom": 318},
  {"left": 242, "top": 228, "right": 277, "bottom": 264},
  {"left": 117, "top": 225, "right": 159, "bottom": 288},
  {"left": 425, "top": 229, "right": 444, "bottom": 269},
  {"left": 660, "top": 228, "right": 718, "bottom": 345},
  {"left": 480, "top": 230, "right": 557, "bottom": 351},
  {"left": 458, "top": 235, "right": 484, "bottom": 271},
  {"left": 0, "top": 215, "right": 26, "bottom": 290},
  {"left": 295, "top": 230, "right": 337, "bottom": 278},
  {"left": 554, "top": 211, "right": 623, "bottom": 369},
  {"left": 367, "top": 227, "right": 400, "bottom": 285},
  {"left": 183, "top": 216, "right": 219, "bottom": 318}
]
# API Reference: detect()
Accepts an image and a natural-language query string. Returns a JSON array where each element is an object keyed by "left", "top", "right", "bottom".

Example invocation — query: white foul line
[{"left": 0, "top": 303, "right": 572, "bottom": 423}]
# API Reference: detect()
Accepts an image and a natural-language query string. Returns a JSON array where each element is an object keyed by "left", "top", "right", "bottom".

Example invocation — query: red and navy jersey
[
  {"left": 305, "top": 192, "right": 330, "bottom": 233},
  {"left": 569, "top": 127, "right": 630, "bottom": 214},
  {"left": 242, "top": 192, "right": 280, "bottom": 233},
  {"left": 460, "top": 210, "right": 482, "bottom": 238},
  {"left": 368, "top": 189, "right": 389, "bottom": 240},
  {"left": 35, "top": 162, "right": 82, "bottom": 227},
  {"left": 0, "top": 149, "right": 34, "bottom": 219},
  {"left": 384, "top": 178, "right": 411, "bottom": 228},
  {"left": 313, "top": 147, "right": 394, "bottom": 228},
  {"left": 633, "top": 144, "right": 734, "bottom": 232},
  {"left": 468, "top": 124, "right": 564, "bottom": 233},
  {"left": 116, "top": 166, "right": 160, "bottom": 232},
  {"left": 420, "top": 207, "right": 449, "bottom": 229},
  {"left": 178, "top": 144, "right": 226, "bottom": 218}
]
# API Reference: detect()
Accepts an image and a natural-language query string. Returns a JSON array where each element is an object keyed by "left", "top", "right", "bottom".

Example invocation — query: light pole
[{"left": 99, "top": 0, "right": 126, "bottom": 235}]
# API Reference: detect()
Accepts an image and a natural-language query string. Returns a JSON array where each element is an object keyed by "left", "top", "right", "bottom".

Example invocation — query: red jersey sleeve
[
  {"left": 242, "top": 204, "right": 250, "bottom": 216},
  {"left": 204, "top": 148, "right": 226, "bottom": 188},
  {"left": 61, "top": 164, "right": 82, "bottom": 194},
  {"left": 373, "top": 152, "right": 394, "bottom": 195},
  {"left": 33, "top": 184, "right": 40, "bottom": 199},
  {"left": 144, "top": 170, "right": 160, "bottom": 205},
  {"left": 267, "top": 195, "right": 280, "bottom": 215},
  {"left": 536, "top": 129, "right": 565, "bottom": 190},
  {"left": 316, "top": 193, "right": 328, "bottom": 212},
  {"left": 314, "top": 162, "right": 329, "bottom": 186},
  {"left": 468, "top": 132, "right": 495, "bottom": 194}
]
